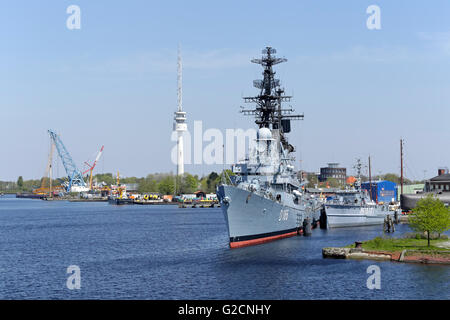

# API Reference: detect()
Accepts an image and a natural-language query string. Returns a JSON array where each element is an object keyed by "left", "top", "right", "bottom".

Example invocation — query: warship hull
[
  {"left": 401, "top": 192, "right": 450, "bottom": 211},
  {"left": 218, "top": 185, "right": 319, "bottom": 248},
  {"left": 325, "top": 205, "right": 389, "bottom": 228}
]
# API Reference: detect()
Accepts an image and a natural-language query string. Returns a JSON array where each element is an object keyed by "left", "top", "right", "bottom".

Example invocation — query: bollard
[
  {"left": 394, "top": 210, "right": 399, "bottom": 224},
  {"left": 303, "top": 218, "right": 312, "bottom": 236},
  {"left": 319, "top": 207, "right": 328, "bottom": 229},
  {"left": 383, "top": 217, "right": 389, "bottom": 233},
  {"left": 390, "top": 218, "right": 395, "bottom": 233}
]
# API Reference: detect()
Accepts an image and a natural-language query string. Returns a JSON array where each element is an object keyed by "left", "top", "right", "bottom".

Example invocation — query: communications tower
[{"left": 174, "top": 45, "right": 187, "bottom": 176}]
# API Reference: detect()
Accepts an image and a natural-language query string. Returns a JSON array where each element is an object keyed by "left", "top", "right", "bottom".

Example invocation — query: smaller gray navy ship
[
  {"left": 324, "top": 159, "right": 391, "bottom": 228},
  {"left": 217, "top": 47, "right": 322, "bottom": 248}
]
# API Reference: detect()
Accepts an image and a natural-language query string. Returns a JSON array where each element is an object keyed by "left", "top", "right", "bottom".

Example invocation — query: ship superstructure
[{"left": 217, "top": 47, "right": 322, "bottom": 248}]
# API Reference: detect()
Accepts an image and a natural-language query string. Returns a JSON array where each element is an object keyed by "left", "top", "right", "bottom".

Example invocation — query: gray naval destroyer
[{"left": 216, "top": 47, "right": 322, "bottom": 248}]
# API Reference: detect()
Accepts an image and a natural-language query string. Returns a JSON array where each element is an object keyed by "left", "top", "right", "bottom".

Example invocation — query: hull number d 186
[{"left": 278, "top": 209, "right": 289, "bottom": 221}]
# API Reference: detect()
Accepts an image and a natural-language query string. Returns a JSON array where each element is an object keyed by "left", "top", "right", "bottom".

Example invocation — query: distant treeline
[
  {"left": 1, "top": 171, "right": 423, "bottom": 194},
  {"left": 0, "top": 177, "right": 44, "bottom": 193},
  {"left": 0, "top": 171, "right": 234, "bottom": 195},
  {"left": 362, "top": 173, "right": 424, "bottom": 185},
  {"left": 94, "top": 171, "right": 228, "bottom": 194}
]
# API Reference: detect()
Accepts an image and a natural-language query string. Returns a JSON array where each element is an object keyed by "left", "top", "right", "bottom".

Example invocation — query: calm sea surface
[{"left": 0, "top": 195, "right": 448, "bottom": 300}]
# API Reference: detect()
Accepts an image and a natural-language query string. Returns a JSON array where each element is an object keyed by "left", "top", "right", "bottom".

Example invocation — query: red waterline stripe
[{"left": 229, "top": 230, "right": 301, "bottom": 249}]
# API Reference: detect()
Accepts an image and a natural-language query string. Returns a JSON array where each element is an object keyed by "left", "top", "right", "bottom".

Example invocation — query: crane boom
[
  {"left": 95, "top": 145, "right": 104, "bottom": 163},
  {"left": 44, "top": 142, "right": 55, "bottom": 180},
  {"left": 48, "top": 130, "right": 87, "bottom": 192},
  {"left": 82, "top": 145, "right": 104, "bottom": 175},
  {"left": 32, "top": 141, "right": 58, "bottom": 195},
  {"left": 87, "top": 145, "right": 104, "bottom": 190}
]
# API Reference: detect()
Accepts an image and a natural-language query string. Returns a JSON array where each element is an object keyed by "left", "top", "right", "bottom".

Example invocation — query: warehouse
[{"left": 361, "top": 180, "right": 397, "bottom": 204}]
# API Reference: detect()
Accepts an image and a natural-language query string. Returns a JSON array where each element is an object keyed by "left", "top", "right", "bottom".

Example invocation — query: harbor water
[{"left": 0, "top": 195, "right": 448, "bottom": 300}]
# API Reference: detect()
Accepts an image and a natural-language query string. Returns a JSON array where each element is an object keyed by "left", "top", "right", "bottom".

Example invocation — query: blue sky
[{"left": 1, "top": 0, "right": 450, "bottom": 181}]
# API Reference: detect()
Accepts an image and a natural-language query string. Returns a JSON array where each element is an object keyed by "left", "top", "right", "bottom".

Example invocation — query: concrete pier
[{"left": 322, "top": 246, "right": 450, "bottom": 264}]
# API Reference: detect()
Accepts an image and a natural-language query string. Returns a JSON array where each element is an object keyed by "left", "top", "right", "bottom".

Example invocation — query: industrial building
[
  {"left": 425, "top": 167, "right": 450, "bottom": 192},
  {"left": 401, "top": 168, "right": 450, "bottom": 211},
  {"left": 361, "top": 180, "right": 397, "bottom": 204},
  {"left": 397, "top": 184, "right": 425, "bottom": 201},
  {"left": 318, "top": 163, "right": 347, "bottom": 185}
]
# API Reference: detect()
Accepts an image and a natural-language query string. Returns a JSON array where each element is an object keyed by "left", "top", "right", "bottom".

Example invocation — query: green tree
[
  {"left": 206, "top": 172, "right": 219, "bottom": 192},
  {"left": 181, "top": 173, "right": 199, "bottom": 194},
  {"left": 325, "top": 177, "right": 340, "bottom": 188},
  {"left": 138, "top": 176, "right": 158, "bottom": 193},
  {"left": 158, "top": 176, "right": 175, "bottom": 195},
  {"left": 409, "top": 195, "right": 450, "bottom": 246},
  {"left": 199, "top": 177, "right": 208, "bottom": 193},
  {"left": 214, "top": 170, "right": 235, "bottom": 188},
  {"left": 382, "top": 173, "right": 401, "bottom": 184},
  {"left": 17, "top": 176, "right": 24, "bottom": 189},
  {"left": 306, "top": 174, "right": 318, "bottom": 188},
  {"left": 94, "top": 173, "right": 115, "bottom": 186},
  {"left": 375, "top": 173, "right": 414, "bottom": 185},
  {"left": 174, "top": 175, "right": 182, "bottom": 195},
  {"left": 122, "top": 176, "right": 138, "bottom": 184}
]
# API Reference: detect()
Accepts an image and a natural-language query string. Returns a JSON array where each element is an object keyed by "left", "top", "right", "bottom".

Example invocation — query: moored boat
[{"left": 324, "top": 160, "right": 392, "bottom": 228}]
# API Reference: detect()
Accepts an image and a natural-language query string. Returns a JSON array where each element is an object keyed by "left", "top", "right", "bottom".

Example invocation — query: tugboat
[
  {"left": 324, "top": 159, "right": 391, "bottom": 228},
  {"left": 108, "top": 172, "right": 134, "bottom": 205},
  {"left": 216, "top": 47, "right": 322, "bottom": 248},
  {"left": 108, "top": 188, "right": 134, "bottom": 205}
]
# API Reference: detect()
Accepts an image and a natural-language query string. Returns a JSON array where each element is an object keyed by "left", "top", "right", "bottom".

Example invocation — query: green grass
[{"left": 352, "top": 237, "right": 449, "bottom": 253}]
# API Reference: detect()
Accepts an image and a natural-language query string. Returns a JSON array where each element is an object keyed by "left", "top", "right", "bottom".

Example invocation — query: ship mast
[
  {"left": 241, "top": 47, "right": 304, "bottom": 152},
  {"left": 353, "top": 158, "right": 363, "bottom": 189}
]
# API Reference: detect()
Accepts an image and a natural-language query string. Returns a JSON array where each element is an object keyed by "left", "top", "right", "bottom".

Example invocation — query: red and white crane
[{"left": 83, "top": 145, "right": 104, "bottom": 190}]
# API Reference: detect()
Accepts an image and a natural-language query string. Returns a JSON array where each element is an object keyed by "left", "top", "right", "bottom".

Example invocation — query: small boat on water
[{"left": 107, "top": 182, "right": 134, "bottom": 205}]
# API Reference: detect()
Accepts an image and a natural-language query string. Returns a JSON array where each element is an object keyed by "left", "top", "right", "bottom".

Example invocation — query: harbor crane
[
  {"left": 33, "top": 140, "right": 64, "bottom": 196},
  {"left": 48, "top": 130, "right": 89, "bottom": 192},
  {"left": 83, "top": 145, "right": 104, "bottom": 190}
]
